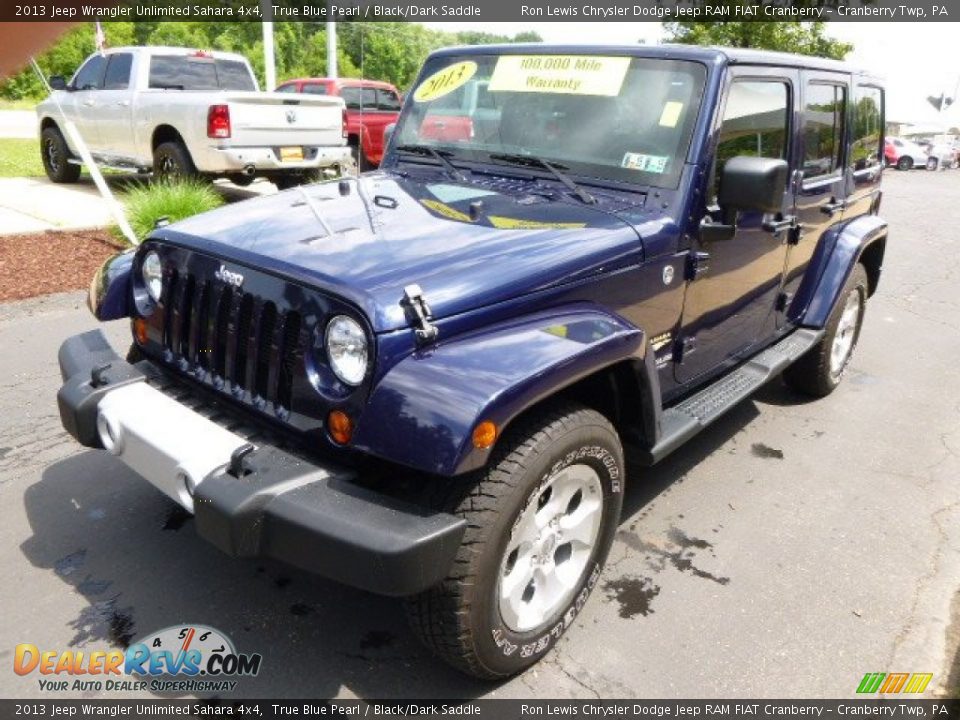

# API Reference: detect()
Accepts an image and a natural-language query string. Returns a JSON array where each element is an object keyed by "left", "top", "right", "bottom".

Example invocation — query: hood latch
[{"left": 402, "top": 284, "right": 439, "bottom": 346}]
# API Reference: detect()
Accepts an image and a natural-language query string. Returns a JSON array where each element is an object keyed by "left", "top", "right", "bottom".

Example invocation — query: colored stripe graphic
[
  {"left": 879, "top": 673, "right": 909, "bottom": 693},
  {"left": 857, "top": 673, "right": 885, "bottom": 694},
  {"left": 903, "top": 674, "right": 934, "bottom": 694}
]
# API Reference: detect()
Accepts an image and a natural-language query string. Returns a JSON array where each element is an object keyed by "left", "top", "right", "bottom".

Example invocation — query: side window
[
  {"left": 340, "top": 87, "right": 362, "bottom": 110},
  {"left": 102, "top": 53, "right": 132, "bottom": 90},
  {"left": 361, "top": 87, "right": 377, "bottom": 108},
  {"left": 714, "top": 80, "right": 789, "bottom": 199},
  {"left": 377, "top": 89, "right": 401, "bottom": 111},
  {"left": 803, "top": 83, "right": 846, "bottom": 179},
  {"left": 850, "top": 85, "right": 883, "bottom": 172},
  {"left": 72, "top": 55, "right": 107, "bottom": 91}
]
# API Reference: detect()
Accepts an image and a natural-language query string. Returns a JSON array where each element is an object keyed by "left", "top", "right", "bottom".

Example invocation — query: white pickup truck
[{"left": 36, "top": 46, "right": 352, "bottom": 188}]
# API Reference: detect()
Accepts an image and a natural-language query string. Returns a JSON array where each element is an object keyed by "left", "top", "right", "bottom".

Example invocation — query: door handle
[
  {"left": 82, "top": 99, "right": 95, "bottom": 107},
  {"left": 821, "top": 198, "right": 846, "bottom": 216},
  {"left": 762, "top": 215, "right": 797, "bottom": 234},
  {"left": 116, "top": 100, "right": 130, "bottom": 107}
]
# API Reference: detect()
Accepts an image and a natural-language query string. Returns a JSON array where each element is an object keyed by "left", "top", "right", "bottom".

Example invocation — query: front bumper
[{"left": 56, "top": 330, "right": 465, "bottom": 596}]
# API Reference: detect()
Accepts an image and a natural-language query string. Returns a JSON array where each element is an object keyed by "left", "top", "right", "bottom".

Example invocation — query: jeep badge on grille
[{"left": 214, "top": 265, "right": 244, "bottom": 288}]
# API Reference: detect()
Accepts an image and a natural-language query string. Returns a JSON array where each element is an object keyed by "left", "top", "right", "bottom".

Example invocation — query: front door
[
  {"left": 780, "top": 71, "right": 850, "bottom": 325},
  {"left": 66, "top": 54, "right": 108, "bottom": 150},
  {"left": 675, "top": 68, "right": 798, "bottom": 384},
  {"left": 94, "top": 52, "right": 136, "bottom": 162}
]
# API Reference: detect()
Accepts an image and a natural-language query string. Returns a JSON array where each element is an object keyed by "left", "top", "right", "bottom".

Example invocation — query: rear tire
[
  {"left": 897, "top": 156, "right": 913, "bottom": 171},
  {"left": 153, "top": 140, "right": 197, "bottom": 179},
  {"left": 927, "top": 157, "right": 939, "bottom": 171},
  {"left": 405, "top": 402, "right": 624, "bottom": 679},
  {"left": 40, "top": 126, "right": 81, "bottom": 183},
  {"left": 784, "top": 264, "right": 868, "bottom": 398}
]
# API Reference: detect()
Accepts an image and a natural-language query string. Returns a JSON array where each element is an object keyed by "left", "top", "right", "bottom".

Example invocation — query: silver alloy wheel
[
  {"left": 830, "top": 289, "right": 862, "bottom": 376},
  {"left": 45, "top": 138, "right": 61, "bottom": 172},
  {"left": 498, "top": 463, "right": 604, "bottom": 633}
]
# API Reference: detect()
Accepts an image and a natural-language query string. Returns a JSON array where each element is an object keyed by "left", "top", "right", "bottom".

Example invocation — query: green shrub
[{"left": 118, "top": 179, "right": 224, "bottom": 243}]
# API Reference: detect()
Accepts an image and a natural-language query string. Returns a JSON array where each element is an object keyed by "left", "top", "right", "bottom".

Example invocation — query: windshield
[{"left": 393, "top": 53, "right": 707, "bottom": 188}]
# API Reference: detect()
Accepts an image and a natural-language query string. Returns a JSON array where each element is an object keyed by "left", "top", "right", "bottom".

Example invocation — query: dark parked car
[{"left": 58, "top": 44, "right": 887, "bottom": 679}]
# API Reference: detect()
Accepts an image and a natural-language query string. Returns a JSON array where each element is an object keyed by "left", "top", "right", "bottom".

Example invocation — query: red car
[{"left": 276, "top": 78, "right": 402, "bottom": 169}]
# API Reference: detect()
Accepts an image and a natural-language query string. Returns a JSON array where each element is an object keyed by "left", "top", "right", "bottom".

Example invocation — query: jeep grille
[{"left": 161, "top": 269, "right": 302, "bottom": 414}]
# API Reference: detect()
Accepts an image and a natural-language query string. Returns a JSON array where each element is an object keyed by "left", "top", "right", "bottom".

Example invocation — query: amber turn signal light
[
  {"left": 133, "top": 317, "right": 149, "bottom": 345},
  {"left": 472, "top": 420, "right": 497, "bottom": 449},
  {"left": 327, "top": 410, "right": 353, "bottom": 445}
]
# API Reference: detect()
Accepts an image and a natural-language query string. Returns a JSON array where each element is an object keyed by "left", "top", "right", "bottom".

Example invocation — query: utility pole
[
  {"left": 261, "top": 0, "right": 276, "bottom": 91},
  {"left": 327, "top": 21, "right": 337, "bottom": 79}
]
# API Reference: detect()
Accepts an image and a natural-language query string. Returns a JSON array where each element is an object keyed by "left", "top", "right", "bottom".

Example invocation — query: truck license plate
[{"left": 280, "top": 146, "right": 304, "bottom": 162}]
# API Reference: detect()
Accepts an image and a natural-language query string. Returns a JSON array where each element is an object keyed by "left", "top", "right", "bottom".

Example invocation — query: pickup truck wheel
[
  {"left": 153, "top": 141, "right": 197, "bottom": 179},
  {"left": 40, "top": 126, "right": 81, "bottom": 183},
  {"left": 405, "top": 402, "right": 624, "bottom": 679},
  {"left": 784, "top": 264, "right": 868, "bottom": 398}
]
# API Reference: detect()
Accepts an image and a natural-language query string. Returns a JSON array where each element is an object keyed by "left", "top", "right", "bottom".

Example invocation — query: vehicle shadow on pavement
[
  {"left": 21, "top": 451, "right": 494, "bottom": 699},
  {"left": 20, "top": 382, "right": 782, "bottom": 699}
]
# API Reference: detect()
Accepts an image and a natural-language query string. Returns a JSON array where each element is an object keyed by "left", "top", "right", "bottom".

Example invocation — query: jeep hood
[{"left": 157, "top": 172, "right": 644, "bottom": 333}]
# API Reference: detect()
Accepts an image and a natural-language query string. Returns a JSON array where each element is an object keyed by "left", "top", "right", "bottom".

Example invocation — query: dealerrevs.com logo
[{"left": 14, "top": 624, "right": 262, "bottom": 694}]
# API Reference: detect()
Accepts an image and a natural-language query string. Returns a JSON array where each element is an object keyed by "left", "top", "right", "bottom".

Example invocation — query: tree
[{"left": 663, "top": 20, "right": 853, "bottom": 60}]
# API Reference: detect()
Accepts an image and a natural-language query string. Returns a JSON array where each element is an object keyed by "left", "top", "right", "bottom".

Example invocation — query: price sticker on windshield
[
  {"left": 489, "top": 55, "right": 630, "bottom": 96},
  {"left": 413, "top": 61, "right": 478, "bottom": 103}
]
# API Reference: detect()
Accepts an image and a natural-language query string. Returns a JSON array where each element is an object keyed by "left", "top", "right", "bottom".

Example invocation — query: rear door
[
  {"left": 675, "top": 67, "right": 798, "bottom": 383},
  {"left": 843, "top": 83, "right": 884, "bottom": 218},
  {"left": 779, "top": 72, "right": 850, "bottom": 325}
]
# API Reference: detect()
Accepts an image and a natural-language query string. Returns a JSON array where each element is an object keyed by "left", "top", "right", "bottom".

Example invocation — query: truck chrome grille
[{"left": 160, "top": 269, "right": 303, "bottom": 413}]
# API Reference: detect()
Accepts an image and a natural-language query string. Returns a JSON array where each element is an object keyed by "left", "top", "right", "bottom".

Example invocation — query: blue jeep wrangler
[{"left": 57, "top": 45, "right": 886, "bottom": 679}]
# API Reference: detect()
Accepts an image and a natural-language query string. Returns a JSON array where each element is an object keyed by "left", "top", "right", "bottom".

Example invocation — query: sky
[{"left": 423, "top": 21, "right": 960, "bottom": 129}]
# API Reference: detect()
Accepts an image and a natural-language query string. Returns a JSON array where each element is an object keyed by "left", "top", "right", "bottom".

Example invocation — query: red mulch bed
[{"left": 0, "top": 230, "right": 127, "bottom": 303}]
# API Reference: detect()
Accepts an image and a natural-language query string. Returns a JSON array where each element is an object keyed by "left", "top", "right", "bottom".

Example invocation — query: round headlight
[
  {"left": 141, "top": 251, "right": 163, "bottom": 303},
  {"left": 325, "top": 315, "right": 368, "bottom": 386}
]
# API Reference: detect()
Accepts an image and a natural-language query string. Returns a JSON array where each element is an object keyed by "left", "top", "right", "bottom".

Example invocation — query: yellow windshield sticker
[
  {"left": 420, "top": 199, "right": 475, "bottom": 223},
  {"left": 413, "top": 61, "right": 478, "bottom": 103},
  {"left": 488, "top": 216, "right": 586, "bottom": 230},
  {"left": 488, "top": 55, "right": 630, "bottom": 97},
  {"left": 659, "top": 101, "right": 684, "bottom": 128}
]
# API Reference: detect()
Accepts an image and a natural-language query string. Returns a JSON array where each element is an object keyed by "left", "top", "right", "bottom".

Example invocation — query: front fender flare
[
  {"left": 800, "top": 214, "right": 887, "bottom": 328},
  {"left": 352, "top": 305, "right": 646, "bottom": 477},
  {"left": 88, "top": 249, "right": 135, "bottom": 321}
]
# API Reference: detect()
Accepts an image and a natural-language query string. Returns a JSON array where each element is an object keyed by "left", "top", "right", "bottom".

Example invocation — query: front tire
[
  {"left": 784, "top": 264, "right": 868, "bottom": 397},
  {"left": 405, "top": 402, "right": 624, "bottom": 679},
  {"left": 40, "top": 126, "right": 81, "bottom": 183},
  {"left": 927, "top": 157, "right": 939, "bottom": 171},
  {"left": 897, "top": 156, "right": 913, "bottom": 171}
]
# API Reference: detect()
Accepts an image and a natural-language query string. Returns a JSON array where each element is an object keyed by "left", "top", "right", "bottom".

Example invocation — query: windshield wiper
[
  {"left": 396, "top": 144, "right": 469, "bottom": 184},
  {"left": 489, "top": 153, "right": 596, "bottom": 205}
]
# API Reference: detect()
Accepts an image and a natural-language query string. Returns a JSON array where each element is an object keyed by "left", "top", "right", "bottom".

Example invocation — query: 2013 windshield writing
[{"left": 393, "top": 53, "right": 707, "bottom": 188}]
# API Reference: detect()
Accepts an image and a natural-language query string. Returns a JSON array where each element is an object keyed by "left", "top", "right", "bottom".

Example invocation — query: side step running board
[{"left": 641, "top": 328, "right": 823, "bottom": 465}]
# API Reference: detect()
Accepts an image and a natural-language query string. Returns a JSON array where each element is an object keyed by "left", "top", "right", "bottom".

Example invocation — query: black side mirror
[
  {"left": 49, "top": 75, "right": 68, "bottom": 91},
  {"left": 718, "top": 156, "right": 789, "bottom": 214}
]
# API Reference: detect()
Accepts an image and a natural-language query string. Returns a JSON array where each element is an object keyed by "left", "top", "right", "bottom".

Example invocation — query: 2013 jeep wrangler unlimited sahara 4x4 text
[{"left": 57, "top": 44, "right": 887, "bottom": 679}]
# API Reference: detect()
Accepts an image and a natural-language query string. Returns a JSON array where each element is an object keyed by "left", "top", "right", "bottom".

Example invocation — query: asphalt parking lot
[{"left": 0, "top": 170, "right": 958, "bottom": 700}]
